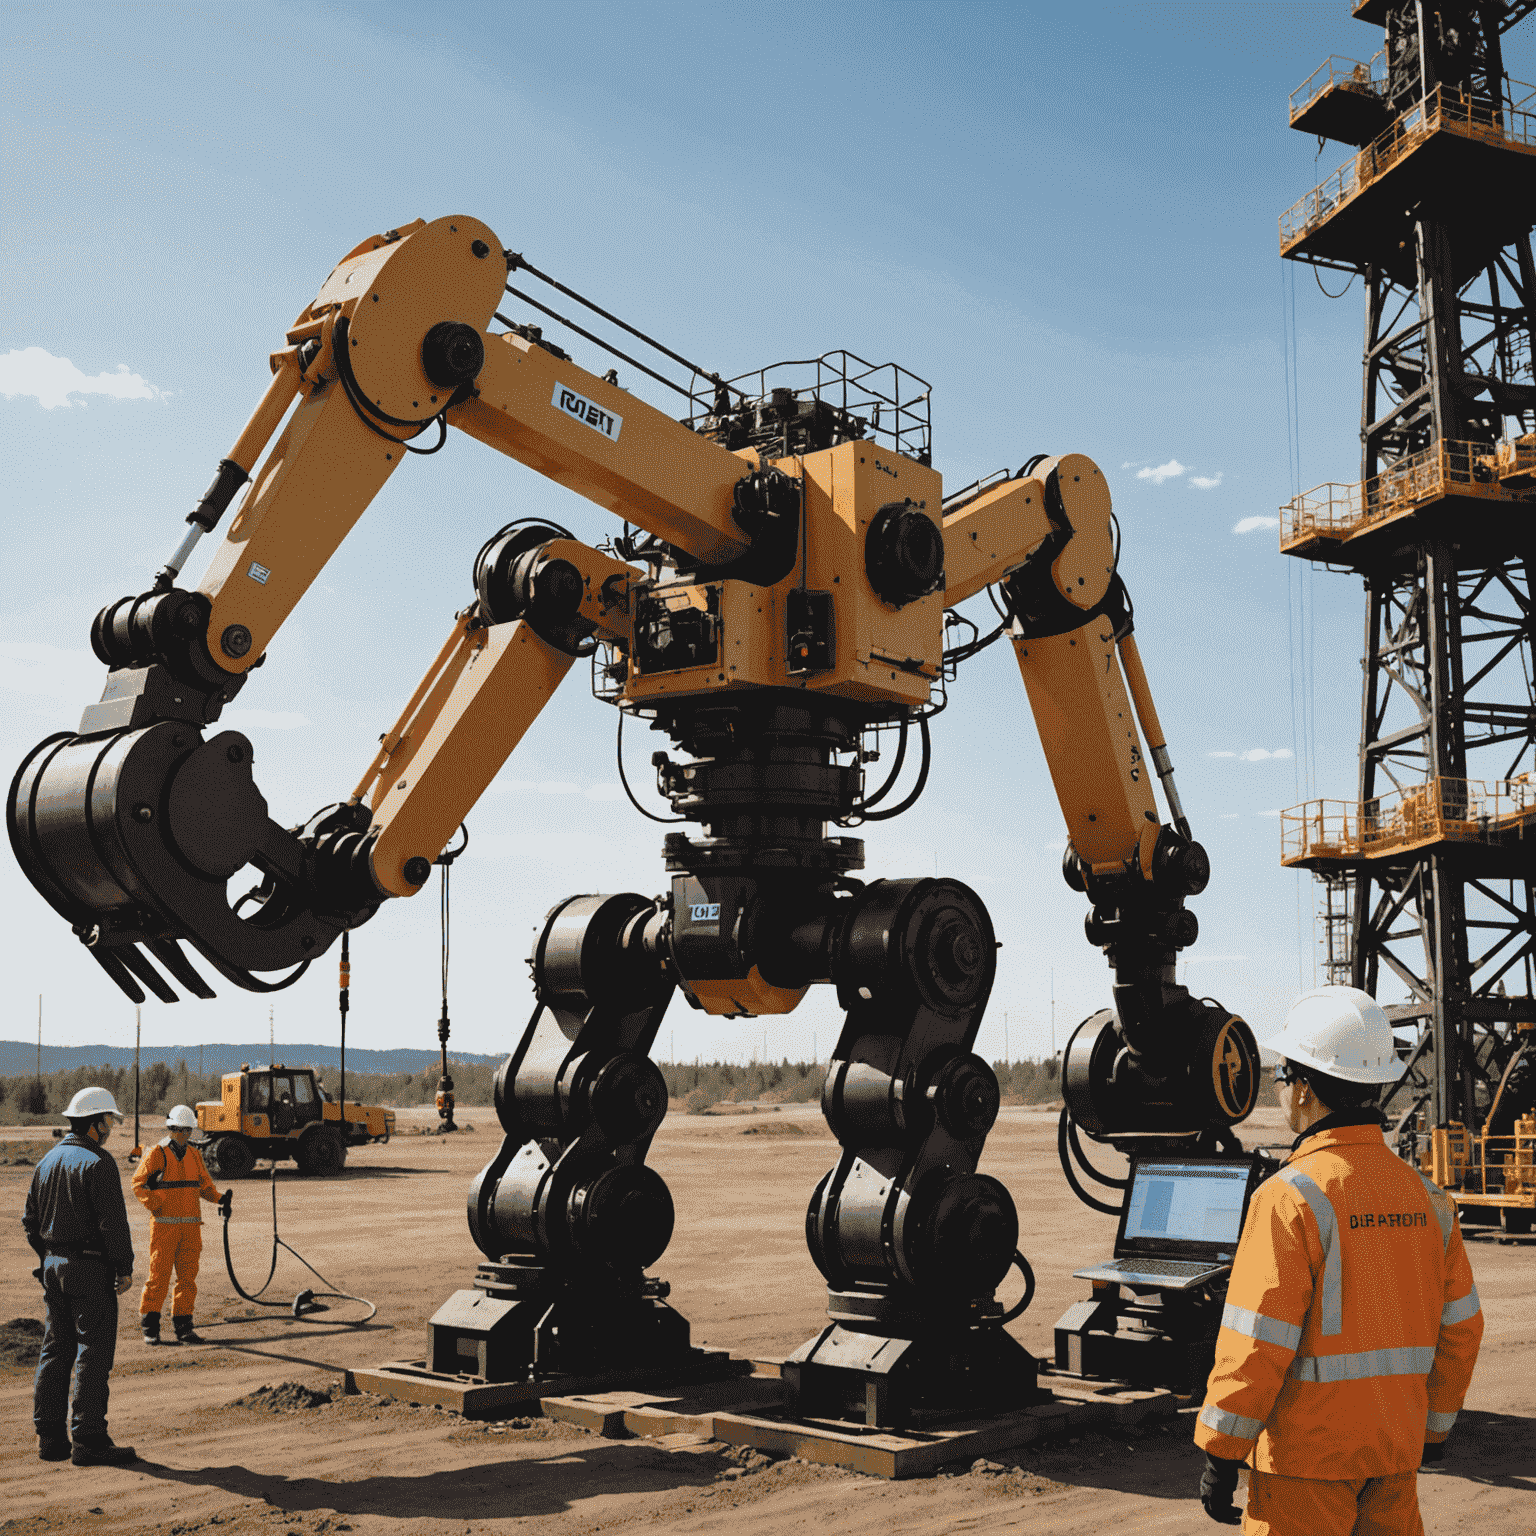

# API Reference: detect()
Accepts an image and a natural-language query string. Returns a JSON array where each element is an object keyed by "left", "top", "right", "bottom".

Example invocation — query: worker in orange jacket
[
  {"left": 1195, "top": 986, "right": 1483, "bottom": 1534},
  {"left": 131, "top": 1105, "right": 230, "bottom": 1346}
]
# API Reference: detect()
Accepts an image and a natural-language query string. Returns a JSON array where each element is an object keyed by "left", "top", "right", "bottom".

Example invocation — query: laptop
[{"left": 1072, "top": 1155, "right": 1262, "bottom": 1291}]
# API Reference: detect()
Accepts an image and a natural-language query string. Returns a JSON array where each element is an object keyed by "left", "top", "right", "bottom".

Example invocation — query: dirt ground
[{"left": 2, "top": 1105, "right": 1531, "bottom": 1534}]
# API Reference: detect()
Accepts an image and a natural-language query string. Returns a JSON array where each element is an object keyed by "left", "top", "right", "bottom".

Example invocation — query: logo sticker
[
  {"left": 247, "top": 561, "right": 271, "bottom": 585},
  {"left": 553, "top": 384, "right": 622, "bottom": 442},
  {"left": 688, "top": 903, "right": 722, "bottom": 922}
]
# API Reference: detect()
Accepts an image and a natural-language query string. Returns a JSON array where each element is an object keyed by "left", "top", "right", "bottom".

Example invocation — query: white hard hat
[
  {"left": 1262, "top": 986, "right": 1402, "bottom": 1085},
  {"left": 63, "top": 1086, "right": 125, "bottom": 1122},
  {"left": 165, "top": 1104, "right": 198, "bottom": 1129}
]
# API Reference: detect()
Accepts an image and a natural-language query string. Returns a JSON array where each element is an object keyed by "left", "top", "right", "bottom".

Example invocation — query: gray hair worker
[{"left": 22, "top": 1087, "right": 138, "bottom": 1466}]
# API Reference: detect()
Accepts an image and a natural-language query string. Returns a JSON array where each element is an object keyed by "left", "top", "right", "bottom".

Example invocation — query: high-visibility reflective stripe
[
  {"left": 1288, "top": 1345, "right": 1435, "bottom": 1383},
  {"left": 1426, "top": 1410, "right": 1458, "bottom": 1434},
  {"left": 1221, "top": 1303, "right": 1303, "bottom": 1351},
  {"left": 1411, "top": 1170, "right": 1454, "bottom": 1247},
  {"left": 152, "top": 1216, "right": 201, "bottom": 1225},
  {"left": 1276, "top": 1167, "right": 1343, "bottom": 1335},
  {"left": 1441, "top": 1286, "right": 1481, "bottom": 1327},
  {"left": 1198, "top": 1404, "right": 1264, "bottom": 1440}
]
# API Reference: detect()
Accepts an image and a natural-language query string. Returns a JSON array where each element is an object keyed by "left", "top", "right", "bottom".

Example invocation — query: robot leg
[
  {"left": 428, "top": 892, "right": 690, "bottom": 1381},
  {"left": 785, "top": 877, "right": 1039, "bottom": 1426}
]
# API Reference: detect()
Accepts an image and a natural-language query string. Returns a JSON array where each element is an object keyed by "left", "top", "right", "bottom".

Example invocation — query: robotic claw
[{"left": 6, "top": 215, "right": 1259, "bottom": 1428}]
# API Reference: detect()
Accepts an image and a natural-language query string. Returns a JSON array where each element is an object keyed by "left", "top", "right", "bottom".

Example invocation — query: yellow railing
[
  {"left": 1427, "top": 1115, "right": 1536, "bottom": 1203},
  {"left": 1280, "top": 81, "right": 1536, "bottom": 250},
  {"left": 1279, "top": 438, "right": 1533, "bottom": 548},
  {"left": 1288, "top": 54, "right": 1382, "bottom": 124},
  {"left": 1281, "top": 775, "right": 1536, "bottom": 864}
]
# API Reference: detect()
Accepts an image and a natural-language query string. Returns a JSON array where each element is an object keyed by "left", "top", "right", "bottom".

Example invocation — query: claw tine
[
  {"left": 113, "top": 943, "right": 180, "bottom": 1004},
  {"left": 89, "top": 947, "right": 147, "bottom": 1004},
  {"left": 145, "top": 938, "right": 217, "bottom": 1000}
]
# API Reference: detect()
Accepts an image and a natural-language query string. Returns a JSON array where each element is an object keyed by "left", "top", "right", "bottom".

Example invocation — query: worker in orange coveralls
[
  {"left": 1195, "top": 986, "right": 1483, "bottom": 1534},
  {"left": 132, "top": 1105, "right": 230, "bottom": 1346}
]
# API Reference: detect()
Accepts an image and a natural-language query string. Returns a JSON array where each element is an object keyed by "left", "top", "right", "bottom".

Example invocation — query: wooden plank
[
  {"left": 349, "top": 1354, "right": 1181, "bottom": 1476},
  {"left": 347, "top": 1349, "right": 744, "bottom": 1419},
  {"left": 711, "top": 1399, "right": 1075, "bottom": 1480}
]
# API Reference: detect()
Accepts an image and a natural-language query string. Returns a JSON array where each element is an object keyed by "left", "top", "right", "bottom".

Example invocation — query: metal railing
[
  {"left": 1280, "top": 80, "right": 1536, "bottom": 251},
  {"left": 1427, "top": 1117, "right": 1536, "bottom": 1202},
  {"left": 1279, "top": 438, "right": 1534, "bottom": 548},
  {"left": 1281, "top": 775, "right": 1536, "bottom": 864},
  {"left": 683, "top": 351, "right": 932, "bottom": 466},
  {"left": 1288, "top": 53, "right": 1384, "bottom": 123}
]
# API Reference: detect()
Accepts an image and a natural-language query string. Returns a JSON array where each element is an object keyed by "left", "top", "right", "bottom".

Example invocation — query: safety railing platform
[
  {"left": 1278, "top": 437, "right": 1536, "bottom": 560},
  {"left": 1279, "top": 82, "right": 1536, "bottom": 275},
  {"left": 1280, "top": 776, "right": 1536, "bottom": 869},
  {"left": 1289, "top": 54, "right": 1389, "bottom": 146}
]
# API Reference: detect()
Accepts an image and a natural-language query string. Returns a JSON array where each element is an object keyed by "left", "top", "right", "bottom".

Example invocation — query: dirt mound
[
  {"left": 229, "top": 1380, "right": 334, "bottom": 1412},
  {"left": 0, "top": 1142, "right": 55, "bottom": 1166},
  {"left": 739, "top": 1121, "right": 807, "bottom": 1137},
  {"left": 0, "top": 1316, "right": 45, "bottom": 1366}
]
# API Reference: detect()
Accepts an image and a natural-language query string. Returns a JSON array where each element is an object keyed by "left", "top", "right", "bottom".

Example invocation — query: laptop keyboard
[{"left": 1107, "top": 1258, "right": 1221, "bottom": 1277}]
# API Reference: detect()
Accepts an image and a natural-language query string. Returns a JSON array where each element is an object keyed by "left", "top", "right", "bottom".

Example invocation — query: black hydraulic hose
[
  {"left": 1058, "top": 1107, "right": 1124, "bottom": 1217},
  {"left": 860, "top": 717, "right": 909, "bottom": 809},
  {"left": 221, "top": 1163, "right": 377, "bottom": 1323},
  {"left": 1068, "top": 1115, "right": 1130, "bottom": 1190},
  {"left": 996, "top": 1250, "right": 1036, "bottom": 1325},
  {"left": 616, "top": 710, "right": 684, "bottom": 823},
  {"left": 858, "top": 715, "right": 932, "bottom": 821}
]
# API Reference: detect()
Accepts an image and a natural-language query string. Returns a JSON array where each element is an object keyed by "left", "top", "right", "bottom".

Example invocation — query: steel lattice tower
[{"left": 1277, "top": 1, "right": 1535, "bottom": 1191}]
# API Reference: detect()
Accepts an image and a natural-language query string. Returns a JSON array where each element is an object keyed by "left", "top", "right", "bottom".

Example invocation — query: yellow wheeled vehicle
[{"left": 198, "top": 1064, "right": 394, "bottom": 1179}]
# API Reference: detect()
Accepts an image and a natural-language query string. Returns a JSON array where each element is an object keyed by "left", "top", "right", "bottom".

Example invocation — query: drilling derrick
[{"left": 1278, "top": 1, "right": 1536, "bottom": 1233}]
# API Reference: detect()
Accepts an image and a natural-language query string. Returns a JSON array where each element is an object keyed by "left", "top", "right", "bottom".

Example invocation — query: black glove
[
  {"left": 1421, "top": 1440, "right": 1444, "bottom": 1465},
  {"left": 218, "top": 1189, "right": 233, "bottom": 1218},
  {"left": 1199, "top": 1453, "right": 1245, "bottom": 1525}
]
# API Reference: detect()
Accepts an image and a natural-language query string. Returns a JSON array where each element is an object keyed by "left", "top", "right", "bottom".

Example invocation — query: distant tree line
[
  {"left": 0, "top": 1059, "right": 498, "bottom": 1123},
  {"left": 2, "top": 1052, "right": 1277, "bottom": 1124}
]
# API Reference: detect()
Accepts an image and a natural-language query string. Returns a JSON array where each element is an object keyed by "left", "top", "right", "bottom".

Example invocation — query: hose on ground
[{"left": 221, "top": 1162, "right": 377, "bottom": 1324}]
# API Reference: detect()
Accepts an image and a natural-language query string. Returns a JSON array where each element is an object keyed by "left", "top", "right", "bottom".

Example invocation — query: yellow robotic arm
[{"left": 8, "top": 211, "right": 1260, "bottom": 1431}]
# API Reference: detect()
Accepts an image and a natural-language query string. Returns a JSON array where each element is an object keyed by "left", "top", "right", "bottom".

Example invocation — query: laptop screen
[{"left": 1117, "top": 1158, "right": 1256, "bottom": 1260}]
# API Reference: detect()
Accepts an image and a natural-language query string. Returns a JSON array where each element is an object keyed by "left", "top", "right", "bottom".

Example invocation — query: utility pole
[
  {"left": 1003, "top": 1010, "right": 1009, "bottom": 1069},
  {"left": 1049, "top": 970, "right": 1056, "bottom": 1060},
  {"left": 36, "top": 994, "right": 42, "bottom": 1081},
  {"left": 269, "top": 1003, "right": 274, "bottom": 1066}
]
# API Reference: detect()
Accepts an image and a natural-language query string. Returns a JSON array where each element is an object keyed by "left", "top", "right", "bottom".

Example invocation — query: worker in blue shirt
[{"left": 22, "top": 1087, "right": 138, "bottom": 1466}]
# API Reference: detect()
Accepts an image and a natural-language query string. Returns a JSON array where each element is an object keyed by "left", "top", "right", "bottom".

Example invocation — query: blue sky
[{"left": 4, "top": 3, "right": 1530, "bottom": 1062}]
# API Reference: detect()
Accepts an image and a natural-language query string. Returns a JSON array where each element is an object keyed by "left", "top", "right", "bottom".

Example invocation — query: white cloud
[
  {"left": 0, "top": 347, "right": 164, "bottom": 410},
  {"left": 1191, "top": 472, "right": 1224, "bottom": 490},
  {"left": 1136, "top": 458, "right": 1186, "bottom": 485},
  {"left": 1219, "top": 813, "right": 1240, "bottom": 819},
  {"left": 1208, "top": 751, "right": 1237, "bottom": 759},
  {"left": 1208, "top": 747, "right": 1295, "bottom": 762},
  {"left": 1183, "top": 954, "right": 1248, "bottom": 965},
  {"left": 1259, "top": 808, "right": 1282, "bottom": 817},
  {"left": 223, "top": 709, "right": 309, "bottom": 732},
  {"left": 585, "top": 784, "right": 625, "bottom": 801},
  {"left": 1233, "top": 515, "right": 1279, "bottom": 535},
  {"left": 1120, "top": 460, "right": 1146, "bottom": 470}
]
